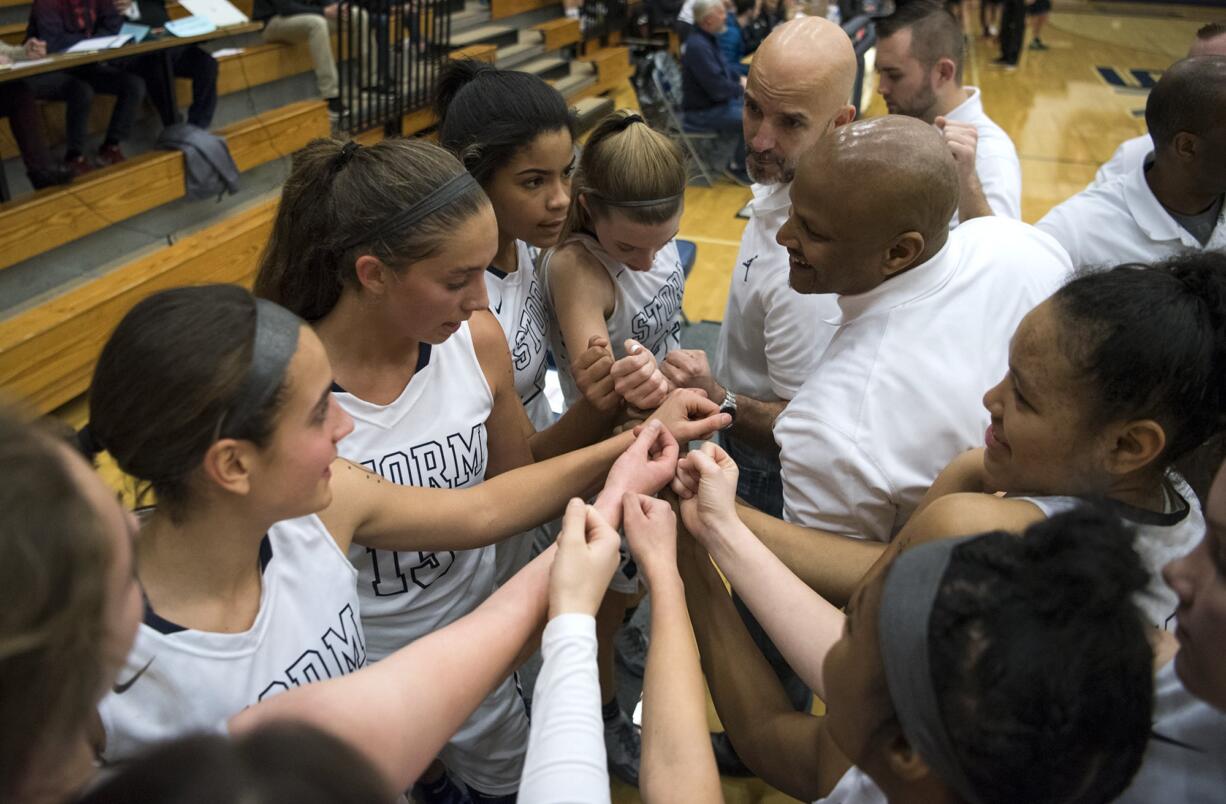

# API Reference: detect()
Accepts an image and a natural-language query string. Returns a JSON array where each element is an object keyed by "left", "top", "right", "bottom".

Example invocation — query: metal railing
[{"left": 335, "top": 0, "right": 454, "bottom": 135}]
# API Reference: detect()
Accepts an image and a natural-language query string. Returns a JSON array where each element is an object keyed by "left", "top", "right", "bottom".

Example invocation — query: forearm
[
  {"left": 737, "top": 504, "right": 884, "bottom": 608},
  {"left": 528, "top": 398, "right": 619, "bottom": 462},
  {"left": 677, "top": 538, "right": 825, "bottom": 800},
  {"left": 641, "top": 572, "right": 721, "bottom": 804},
  {"left": 957, "top": 172, "right": 994, "bottom": 222},
  {"left": 230, "top": 544, "right": 553, "bottom": 791},
  {"left": 703, "top": 514, "right": 845, "bottom": 698},
  {"left": 726, "top": 394, "right": 785, "bottom": 454},
  {"left": 519, "top": 614, "right": 611, "bottom": 804}
]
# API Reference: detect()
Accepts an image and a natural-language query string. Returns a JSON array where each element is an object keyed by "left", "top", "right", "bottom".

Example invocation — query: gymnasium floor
[{"left": 611, "top": 2, "right": 1223, "bottom": 802}]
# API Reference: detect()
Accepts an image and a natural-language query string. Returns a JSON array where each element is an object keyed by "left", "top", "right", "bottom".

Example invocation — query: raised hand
[
  {"left": 611, "top": 339, "right": 672, "bottom": 410},
  {"left": 605, "top": 420, "right": 680, "bottom": 498},
  {"left": 672, "top": 441, "right": 740, "bottom": 546},
  {"left": 622, "top": 493, "right": 679, "bottom": 590},
  {"left": 548, "top": 498, "right": 622, "bottom": 618},
  {"left": 645, "top": 388, "right": 732, "bottom": 444},
  {"left": 660, "top": 348, "right": 724, "bottom": 403},
  {"left": 572, "top": 335, "right": 620, "bottom": 413}
]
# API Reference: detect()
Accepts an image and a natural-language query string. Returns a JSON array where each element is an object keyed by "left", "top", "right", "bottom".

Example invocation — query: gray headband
[
  {"left": 337, "top": 170, "right": 480, "bottom": 252},
  {"left": 878, "top": 536, "right": 984, "bottom": 804},
  {"left": 221, "top": 298, "right": 301, "bottom": 438},
  {"left": 588, "top": 190, "right": 684, "bottom": 209}
]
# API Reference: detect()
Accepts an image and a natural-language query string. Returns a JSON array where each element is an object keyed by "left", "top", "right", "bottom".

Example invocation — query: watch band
[{"left": 719, "top": 388, "right": 738, "bottom": 422}]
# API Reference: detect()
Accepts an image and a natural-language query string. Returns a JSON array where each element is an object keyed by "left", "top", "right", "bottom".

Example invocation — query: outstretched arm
[
  {"left": 229, "top": 543, "right": 557, "bottom": 791},
  {"left": 674, "top": 444, "right": 846, "bottom": 697},
  {"left": 519, "top": 499, "right": 622, "bottom": 803},
  {"left": 676, "top": 525, "right": 848, "bottom": 802},
  {"left": 623, "top": 494, "right": 723, "bottom": 804}
]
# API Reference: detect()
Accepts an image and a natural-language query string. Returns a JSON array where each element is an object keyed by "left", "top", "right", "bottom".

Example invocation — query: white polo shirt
[
  {"left": 945, "top": 86, "right": 1022, "bottom": 226},
  {"left": 774, "top": 218, "right": 1070, "bottom": 541},
  {"left": 714, "top": 181, "right": 839, "bottom": 401},
  {"left": 1037, "top": 158, "right": 1226, "bottom": 270},
  {"left": 1091, "top": 133, "right": 1151, "bottom": 188}
]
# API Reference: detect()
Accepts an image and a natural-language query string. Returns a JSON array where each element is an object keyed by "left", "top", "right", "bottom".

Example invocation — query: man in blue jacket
[{"left": 682, "top": 0, "right": 748, "bottom": 182}]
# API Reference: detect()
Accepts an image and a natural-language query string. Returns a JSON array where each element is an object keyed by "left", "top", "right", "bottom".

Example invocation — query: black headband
[
  {"left": 337, "top": 171, "right": 481, "bottom": 252},
  {"left": 220, "top": 299, "right": 302, "bottom": 438}
]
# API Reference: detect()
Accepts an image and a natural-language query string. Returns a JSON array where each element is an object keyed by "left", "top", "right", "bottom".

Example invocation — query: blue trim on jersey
[
  {"left": 486, "top": 265, "right": 509, "bottom": 279},
  {"left": 330, "top": 344, "right": 432, "bottom": 395},
  {"left": 142, "top": 536, "right": 275, "bottom": 634}
]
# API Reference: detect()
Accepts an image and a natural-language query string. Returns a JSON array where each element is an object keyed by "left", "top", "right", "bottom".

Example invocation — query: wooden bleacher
[
  {"left": 0, "top": 98, "right": 328, "bottom": 272},
  {"left": 0, "top": 0, "right": 635, "bottom": 414}
]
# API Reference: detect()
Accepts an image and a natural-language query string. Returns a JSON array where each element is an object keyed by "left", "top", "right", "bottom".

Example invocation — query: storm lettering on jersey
[
  {"left": 512, "top": 277, "right": 549, "bottom": 374},
  {"left": 359, "top": 424, "right": 487, "bottom": 489},
  {"left": 256, "top": 604, "right": 368, "bottom": 701},
  {"left": 630, "top": 263, "right": 685, "bottom": 358}
]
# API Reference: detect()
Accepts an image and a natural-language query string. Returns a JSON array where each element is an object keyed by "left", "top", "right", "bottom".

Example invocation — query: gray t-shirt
[{"left": 1167, "top": 194, "right": 1224, "bottom": 246}]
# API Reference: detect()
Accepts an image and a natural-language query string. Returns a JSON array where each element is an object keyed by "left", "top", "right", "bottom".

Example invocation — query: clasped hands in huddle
[{"left": 548, "top": 429, "right": 747, "bottom": 618}]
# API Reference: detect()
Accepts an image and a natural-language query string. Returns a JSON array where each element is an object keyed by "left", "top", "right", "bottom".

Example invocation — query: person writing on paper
[
  {"left": 0, "top": 37, "right": 74, "bottom": 190},
  {"left": 25, "top": 0, "right": 146, "bottom": 172},
  {"left": 114, "top": 0, "right": 219, "bottom": 129}
]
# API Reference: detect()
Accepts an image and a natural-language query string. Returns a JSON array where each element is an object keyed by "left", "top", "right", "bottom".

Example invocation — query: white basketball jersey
[
  {"left": 1013, "top": 471, "right": 1204, "bottom": 630},
  {"left": 332, "top": 322, "right": 529, "bottom": 795},
  {"left": 543, "top": 232, "right": 685, "bottom": 407},
  {"left": 332, "top": 322, "right": 495, "bottom": 659},
  {"left": 486, "top": 240, "right": 555, "bottom": 431},
  {"left": 98, "top": 514, "right": 365, "bottom": 762}
]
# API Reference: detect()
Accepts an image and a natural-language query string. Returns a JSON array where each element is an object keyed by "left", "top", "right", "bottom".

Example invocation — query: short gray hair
[{"left": 693, "top": 0, "right": 724, "bottom": 23}]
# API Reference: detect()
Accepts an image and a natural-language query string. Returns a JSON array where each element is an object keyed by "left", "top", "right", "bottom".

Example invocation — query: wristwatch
[{"left": 719, "top": 388, "right": 738, "bottom": 424}]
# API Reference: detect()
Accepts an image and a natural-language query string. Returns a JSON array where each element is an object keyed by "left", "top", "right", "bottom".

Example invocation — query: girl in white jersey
[
  {"left": 253, "top": 138, "right": 727, "bottom": 800},
  {"left": 675, "top": 499, "right": 1156, "bottom": 804},
  {"left": 717, "top": 253, "right": 1226, "bottom": 629},
  {"left": 78, "top": 285, "right": 707, "bottom": 777},
  {"left": 436, "top": 60, "right": 626, "bottom": 585},
  {"left": 0, "top": 402, "right": 680, "bottom": 804},
  {"left": 542, "top": 110, "right": 689, "bottom": 414}
]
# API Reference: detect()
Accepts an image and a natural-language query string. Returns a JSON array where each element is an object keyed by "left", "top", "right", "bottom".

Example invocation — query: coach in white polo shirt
[
  {"left": 772, "top": 116, "right": 1069, "bottom": 541},
  {"left": 1040, "top": 56, "right": 1226, "bottom": 269},
  {"left": 874, "top": 1, "right": 1020, "bottom": 225},
  {"left": 1092, "top": 23, "right": 1226, "bottom": 188},
  {"left": 660, "top": 18, "right": 856, "bottom": 518}
]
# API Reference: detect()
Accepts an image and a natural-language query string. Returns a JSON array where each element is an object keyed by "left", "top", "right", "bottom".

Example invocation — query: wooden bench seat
[{"left": 0, "top": 98, "right": 326, "bottom": 273}]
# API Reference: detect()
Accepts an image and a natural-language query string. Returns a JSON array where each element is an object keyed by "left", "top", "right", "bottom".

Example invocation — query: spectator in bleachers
[
  {"left": 875, "top": 0, "right": 1021, "bottom": 225},
  {"left": 1092, "top": 22, "right": 1226, "bottom": 189},
  {"left": 26, "top": 0, "right": 146, "bottom": 173},
  {"left": 114, "top": 0, "right": 220, "bottom": 129},
  {"left": 253, "top": 0, "right": 372, "bottom": 118},
  {"left": 0, "top": 39, "right": 74, "bottom": 188},
  {"left": 1038, "top": 56, "right": 1226, "bottom": 269},
  {"left": 739, "top": 0, "right": 791, "bottom": 54},
  {"left": 717, "top": 0, "right": 753, "bottom": 77},
  {"left": 681, "top": 0, "right": 748, "bottom": 183}
]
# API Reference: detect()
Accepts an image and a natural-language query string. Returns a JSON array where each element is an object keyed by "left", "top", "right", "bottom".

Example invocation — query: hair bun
[
  {"left": 1017, "top": 506, "right": 1148, "bottom": 621},
  {"left": 434, "top": 59, "right": 498, "bottom": 123}
]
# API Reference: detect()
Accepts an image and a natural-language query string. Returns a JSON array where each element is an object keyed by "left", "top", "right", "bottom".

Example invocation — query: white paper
[
  {"left": 65, "top": 34, "right": 133, "bottom": 52},
  {"left": 179, "top": 0, "right": 249, "bottom": 27},
  {"left": 210, "top": 47, "right": 244, "bottom": 57}
]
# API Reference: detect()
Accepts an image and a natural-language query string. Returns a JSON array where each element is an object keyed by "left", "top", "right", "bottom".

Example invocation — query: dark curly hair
[
  {"left": 1053, "top": 251, "right": 1226, "bottom": 466},
  {"left": 928, "top": 508, "right": 1153, "bottom": 804}
]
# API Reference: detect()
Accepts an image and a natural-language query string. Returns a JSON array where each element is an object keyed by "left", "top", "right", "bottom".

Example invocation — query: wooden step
[
  {"left": 450, "top": 5, "right": 491, "bottom": 34},
  {"left": 489, "top": 0, "right": 557, "bottom": 20},
  {"left": 0, "top": 98, "right": 326, "bottom": 274},
  {"left": 571, "top": 93, "right": 614, "bottom": 132},
  {"left": 449, "top": 22, "right": 517, "bottom": 49},
  {"left": 532, "top": 16, "right": 579, "bottom": 51},
  {"left": 449, "top": 42, "right": 496, "bottom": 63},
  {"left": 494, "top": 40, "right": 544, "bottom": 68},
  {"left": 551, "top": 67, "right": 595, "bottom": 98},
  {"left": 518, "top": 54, "right": 569, "bottom": 81},
  {"left": 0, "top": 197, "right": 279, "bottom": 414}
]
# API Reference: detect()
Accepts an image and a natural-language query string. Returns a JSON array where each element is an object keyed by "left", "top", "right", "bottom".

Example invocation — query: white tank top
[
  {"left": 543, "top": 232, "right": 685, "bottom": 407},
  {"left": 332, "top": 321, "right": 496, "bottom": 661},
  {"left": 98, "top": 514, "right": 365, "bottom": 762},
  {"left": 485, "top": 240, "right": 554, "bottom": 431},
  {"left": 816, "top": 766, "right": 886, "bottom": 804},
  {"left": 1011, "top": 470, "right": 1203, "bottom": 630}
]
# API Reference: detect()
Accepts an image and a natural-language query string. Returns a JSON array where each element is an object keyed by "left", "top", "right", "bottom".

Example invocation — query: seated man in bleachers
[
  {"left": 26, "top": 0, "right": 146, "bottom": 174},
  {"left": 115, "top": 0, "right": 220, "bottom": 129},
  {"left": 254, "top": 0, "right": 371, "bottom": 119},
  {"left": 1038, "top": 56, "right": 1226, "bottom": 268},
  {"left": 0, "top": 37, "right": 73, "bottom": 189},
  {"left": 681, "top": 0, "right": 749, "bottom": 183}
]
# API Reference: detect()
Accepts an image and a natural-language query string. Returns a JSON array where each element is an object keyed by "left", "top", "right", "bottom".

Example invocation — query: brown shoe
[
  {"left": 97, "top": 143, "right": 126, "bottom": 166},
  {"left": 65, "top": 154, "right": 95, "bottom": 177}
]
